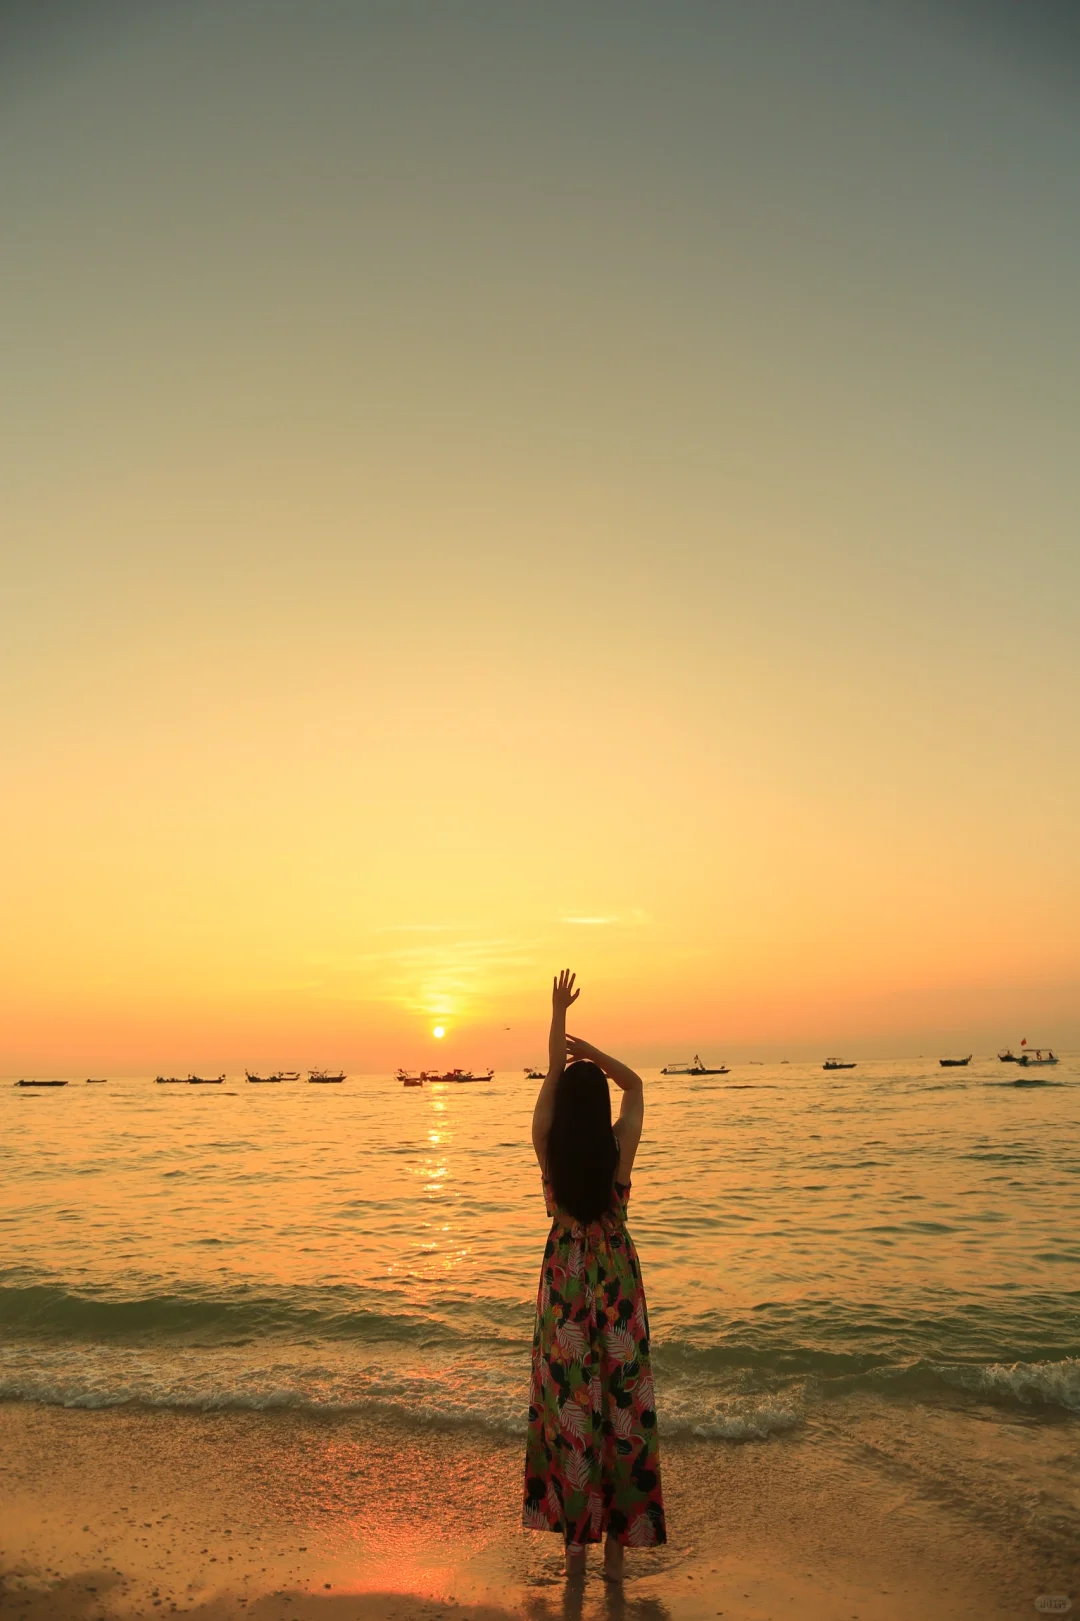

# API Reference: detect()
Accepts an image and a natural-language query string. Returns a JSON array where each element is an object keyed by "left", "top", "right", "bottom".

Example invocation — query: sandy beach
[{"left": 2, "top": 1399, "right": 1073, "bottom": 1621}]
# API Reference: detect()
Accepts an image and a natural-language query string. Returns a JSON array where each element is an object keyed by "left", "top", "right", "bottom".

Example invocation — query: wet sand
[{"left": 1, "top": 1400, "right": 1073, "bottom": 1620}]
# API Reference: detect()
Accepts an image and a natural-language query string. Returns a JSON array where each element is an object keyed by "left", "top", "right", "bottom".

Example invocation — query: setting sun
[{"left": 433, "top": 1026, "right": 445, "bottom": 1040}]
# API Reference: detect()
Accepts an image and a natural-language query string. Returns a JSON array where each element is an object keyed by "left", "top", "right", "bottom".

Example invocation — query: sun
[{"left": 433, "top": 1026, "right": 445, "bottom": 1039}]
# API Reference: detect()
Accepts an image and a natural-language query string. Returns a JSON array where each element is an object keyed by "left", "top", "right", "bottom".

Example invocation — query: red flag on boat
[{"left": 1021, "top": 1037, "right": 1027, "bottom": 1046}]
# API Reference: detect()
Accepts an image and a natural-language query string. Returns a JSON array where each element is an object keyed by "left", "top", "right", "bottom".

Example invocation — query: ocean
[{"left": 3, "top": 1058, "right": 1076, "bottom": 1445}]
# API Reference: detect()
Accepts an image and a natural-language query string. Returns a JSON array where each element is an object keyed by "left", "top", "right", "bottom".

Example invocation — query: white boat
[{"left": 1016, "top": 1049, "right": 1058, "bottom": 1067}]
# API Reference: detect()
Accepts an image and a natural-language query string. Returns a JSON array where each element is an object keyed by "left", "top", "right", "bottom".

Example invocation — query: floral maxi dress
[{"left": 522, "top": 1177, "right": 667, "bottom": 1546}]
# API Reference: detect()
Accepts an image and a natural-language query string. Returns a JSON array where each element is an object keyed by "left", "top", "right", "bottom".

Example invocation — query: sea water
[{"left": 2, "top": 1059, "right": 1076, "bottom": 1444}]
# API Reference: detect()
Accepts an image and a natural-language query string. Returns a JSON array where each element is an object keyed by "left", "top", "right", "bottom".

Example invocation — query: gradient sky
[{"left": 2, "top": 2, "right": 1078, "bottom": 1071}]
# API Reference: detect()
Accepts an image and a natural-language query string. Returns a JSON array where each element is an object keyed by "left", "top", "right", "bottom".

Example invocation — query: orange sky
[{"left": 1, "top": 6, "right": 1078, "bottom": 1071}]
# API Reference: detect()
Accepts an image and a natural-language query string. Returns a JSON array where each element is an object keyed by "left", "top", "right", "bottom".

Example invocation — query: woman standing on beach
[{"left": 523, "top": 969, "right": 666, "bottom": 1580}]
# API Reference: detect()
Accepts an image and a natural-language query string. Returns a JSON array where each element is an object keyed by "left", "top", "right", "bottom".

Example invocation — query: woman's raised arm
[{"left": 531, "top": 970, "right": 579, "bottom": 1168}]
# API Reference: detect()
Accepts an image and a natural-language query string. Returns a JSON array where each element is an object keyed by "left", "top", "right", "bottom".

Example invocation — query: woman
[{"left": 523, "top": 969, "right": 666, "bottom": 1581}]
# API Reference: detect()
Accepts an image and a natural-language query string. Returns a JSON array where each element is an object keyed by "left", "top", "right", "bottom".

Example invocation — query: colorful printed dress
[{"left": 522, "top": 1175, "right": 666, "bottom": 1547}]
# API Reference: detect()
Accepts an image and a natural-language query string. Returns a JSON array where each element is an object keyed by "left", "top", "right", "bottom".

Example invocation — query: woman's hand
[
  {"left": 551, "top": 969, "right": 580, "bottom": 1012},
  {"left": 565, "top": 1034, "right": 602, "bottom": 1064}
]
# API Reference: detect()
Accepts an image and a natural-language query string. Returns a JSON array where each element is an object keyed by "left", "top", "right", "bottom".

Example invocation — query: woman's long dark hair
[{"left": 545, "top": 1060, "right": 619, "bottom": 1223}]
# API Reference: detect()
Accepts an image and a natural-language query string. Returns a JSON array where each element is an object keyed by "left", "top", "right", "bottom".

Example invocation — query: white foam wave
[
  {"left": 3, "top": 1339, "right": 1073, "bottom": 1435},
  {"left": 0, "top": 1338, "right": 806, "bottom": 1440},
  {"left": 933, "top": 1356, "right": 1080, "bottom": 1413},
  {"left": 672, "top": 1405, "right": 803, "bottom": 1440}
]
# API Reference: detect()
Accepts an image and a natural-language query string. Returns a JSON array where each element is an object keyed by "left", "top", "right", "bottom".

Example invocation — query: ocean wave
[
  {"left": 7, "top": 1275, "right": 1074, "bottom": 1372},
  {"left": 0, "top": 1277, "right": 530, "bottom": 1349},
  {"left": 0, "top": 1365, "right": 805, "bottom": 1441},
  {"left": 3, "top": 1270, "right": 1077, "bottom": 1428},
  {"left": 0, "top": 1371, "right": 527, "bottom": 1431},
  {"left": 1, "top": 1329, "right": 1076, "bottom": 1436},
  {"left": 820, "top": 1355, "right": 1080, "bottom": 1414},
  {"left": 0, "top": 1336, "right": 803, "bottom": 1440},
  {"left": 929, "top": 1356, "right": 1080, "bottom": 1413}
]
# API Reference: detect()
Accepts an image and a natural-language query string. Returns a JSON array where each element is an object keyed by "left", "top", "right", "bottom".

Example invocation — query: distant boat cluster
[
  {"left": 396, "top": 1068, "right": 494, "bottom": 1087},
  {"left": 12, "top": 1044, "right": 1064, "bottom": 1090},
  {"left": 153, "top": 1070, "right": 347, "bottom": 1085},
  {"left": 654, "top": 1046, "right": 1062, "bottom": 1075},
  {"left": 156, "top": 1073, "right": 226, "bottom": 1085}
]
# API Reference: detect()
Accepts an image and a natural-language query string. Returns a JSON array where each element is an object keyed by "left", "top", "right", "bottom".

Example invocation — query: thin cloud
[{"left": 560, "top": 910, "right": 649, "bottom": 928}]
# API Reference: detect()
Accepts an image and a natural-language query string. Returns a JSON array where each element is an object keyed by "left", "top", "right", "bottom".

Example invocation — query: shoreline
[{"left": 3, "top": 1397, "right": 1074, "bottom": 1619}]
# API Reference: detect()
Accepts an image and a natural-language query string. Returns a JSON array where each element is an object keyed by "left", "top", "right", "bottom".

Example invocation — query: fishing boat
[
  {"left": 273, "top": 1071, "right": 301, "bottom": 1081},
  {"left": 14, "top": 1079, "right": 68, "bottom": 1088},
  {"left": 939, "top": 1055, "right": 972, "bottom": 1067},
  {"left": 308, "top": 1070, "right": 346, "bottom": 1083},
  {"left": 156, "top": 1075, "right": 187, "bottom": 1084},
  {"left": 1017, "top": 1050, "right": 1058, "bottom": 1068},
  {"left": 86, "top": 1078, "right": 108, "bottom": 1084},
  {"left": 524, "top": 1067, "right": 545, "bottom": 1080},
  {"left": 662, "top": 1055, "right": 729, "bottom": 1076},
  {"left": 397, "top": 1069, "right": 426, "bottom": 1087},
  {"left": 188, "top": 1074, "right": 225, "bottom": 1085},
  {"left": 997, "top": 1049, "right": 1018, "bottom": 1063},
  {"left": 689, "top": 1055, "right": 729, "bottom": 1075},
  {"left": 245, "top": 1072, "right": 281, "bottom": 1083},
  {"left": 823, "top": 1058, "right": 856, "bottom": 1071}
]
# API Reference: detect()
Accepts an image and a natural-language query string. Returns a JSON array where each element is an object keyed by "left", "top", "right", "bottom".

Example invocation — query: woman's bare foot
[
  {"left": 603, "top": 1536, "right": 625, "bottom": 1582},
  {"left": 565, "top": 1542, "right": 587, "bottom": 1579}
]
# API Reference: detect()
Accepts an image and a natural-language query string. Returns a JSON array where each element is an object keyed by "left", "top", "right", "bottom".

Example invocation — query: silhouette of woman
[{"left": 523, "top": 970, "right": 667, "bottom": 1582}]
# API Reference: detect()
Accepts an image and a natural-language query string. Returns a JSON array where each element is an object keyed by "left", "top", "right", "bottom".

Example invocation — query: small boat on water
[
  {"left": 308, "top": 1070, "right": 346, "bottom": 1083},
  {"left": 997, "top": 1049, "right": 1018, "bottom": 1063},
  {"left": 397, "top": 1069, "right": 427, "bottom": 1087},
  {"left": 188, "top": 1074, "right": 225, "bottom": 1085},
  {"left": 245, "top": 1072, "right": 281, "bottom": 1083},
  {"left": 823, "top": 1058, "right": 856, "bottom": 1071},
  {"left": 1017, "top": 1050, "right": 1058, "bottom": 1068},
  {"left": 661, "top": 1056, "right": 730, "bottom": 1076},
  {"left": 939, "top": 1055, "right": 972, "bottom": 1067},
  {"left": 156, "top": 1075, "right": 186, "bottom": 1084},
  {"left": 274, "top": 1071, "right": 301, "bottom": 1081},
  {"left": 86, "top": 1078, "right": 108, "bottom": 1084},
  {"left": 15, "top": 1079, "right": 68, "bottom": 1088},
  {"left": 524, "top": 1067, "right": 545, "bottom": 1080}
]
